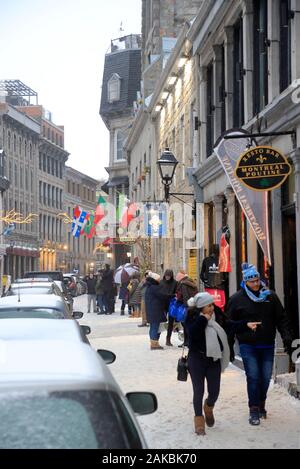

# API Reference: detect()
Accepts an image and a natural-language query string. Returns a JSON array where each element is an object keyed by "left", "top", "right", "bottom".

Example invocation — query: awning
[{"left": 106, "top": 176, "right": 129, "bottom": 188}]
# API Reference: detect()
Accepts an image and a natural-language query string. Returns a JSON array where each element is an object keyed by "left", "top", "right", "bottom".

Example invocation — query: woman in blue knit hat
[{"left": 226, "top": 263, "right": 293, "bottom": 426}]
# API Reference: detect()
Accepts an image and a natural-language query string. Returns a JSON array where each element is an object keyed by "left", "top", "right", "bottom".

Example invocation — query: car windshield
[
  {"left": 0, "top": 308, "right": 65, "bottom": 319},
  {"left": 0, "top": 390, "right": 143, "bottom": 449}
]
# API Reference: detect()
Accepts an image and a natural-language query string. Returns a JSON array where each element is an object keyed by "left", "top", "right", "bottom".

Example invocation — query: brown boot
[
  {"left": 194, "top": 416, "right": 206, "bottom": 435},
  {"left": 166, "top": 338, "right": 173, "bottom": 346},
  {"left": 204, "top": 399, "right": 215, "bottom": 427},
  {"left": 150, "top": 340, "right": 164, "bottom": 350}
]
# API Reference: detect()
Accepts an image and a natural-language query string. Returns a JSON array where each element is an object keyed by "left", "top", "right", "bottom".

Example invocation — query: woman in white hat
[{"left": 185, "top": 292, "right": 230, "bottom": 436}]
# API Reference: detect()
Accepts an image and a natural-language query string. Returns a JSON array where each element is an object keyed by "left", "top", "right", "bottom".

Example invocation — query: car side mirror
[
  {"left": 81, "top": 325, "right": 91, "bottom": 335},
  {"left": 125, "top": 392, "right": 157, "bottom": 415},
  {"left": 97, "top": 349, "right": 116, "bottom": 364},
  {"left": 72, "top": 311, "right": 83, "bottom": 319}
]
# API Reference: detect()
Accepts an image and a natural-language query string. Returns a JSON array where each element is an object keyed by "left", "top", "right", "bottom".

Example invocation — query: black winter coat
[
  {"left": 101, "top": 268, "right": 114, "bottom": 291},
  {"left": 145, "top": 278, "right": 172, "bottom": 324},
  {"left": 226, "top": 288, "right": 293, "bottom": 347},
  {"left": 160, "top": 278, "right": 178, "bottom": 311},
  {"left": 84, "top": 276, "right": 97, "bottom": 295},
  {"left": 186, "top": 306, "right": 237, "bottom": 360}
]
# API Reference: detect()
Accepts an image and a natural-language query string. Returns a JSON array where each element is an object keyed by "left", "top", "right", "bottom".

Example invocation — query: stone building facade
[
  {"left": 18, "top": 105, "right": 70, "bottom": 272},
  {"left": 0, "top": 102, "right": 40, "bottom": 280},
  {"left": 64, "top": 166, "right": 98, "bottom": 275}
]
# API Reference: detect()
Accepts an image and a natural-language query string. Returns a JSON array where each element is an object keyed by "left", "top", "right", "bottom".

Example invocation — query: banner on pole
[{"left": 214, "top": 130, "right": 271, "bottom": 265}]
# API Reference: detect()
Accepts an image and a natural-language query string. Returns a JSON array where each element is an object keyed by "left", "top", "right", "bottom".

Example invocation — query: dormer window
[{"left": 108, "top": 73, "right": 121, "bottom": 103}]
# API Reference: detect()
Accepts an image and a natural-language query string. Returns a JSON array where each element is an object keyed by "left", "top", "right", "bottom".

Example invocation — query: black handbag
[{"left": 177, "top": 347, "right": 189, "bottom": 382}]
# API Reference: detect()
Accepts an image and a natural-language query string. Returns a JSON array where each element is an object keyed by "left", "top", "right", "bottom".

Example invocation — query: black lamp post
[{"left": 156, "top": 148, "right": 179, "bottom": 203}]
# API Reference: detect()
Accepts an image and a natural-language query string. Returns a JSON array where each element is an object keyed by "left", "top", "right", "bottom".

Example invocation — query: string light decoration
[
  {"left": 0, "top": 210, "right": 38, "bottom": 225},
  {"left": 57, "top": 213, "right": 73, "bottom": 224}
]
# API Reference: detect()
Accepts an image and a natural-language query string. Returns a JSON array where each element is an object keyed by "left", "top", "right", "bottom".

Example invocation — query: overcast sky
[{"left": 0, "top": 0, "right": 141, "bottom": 180}]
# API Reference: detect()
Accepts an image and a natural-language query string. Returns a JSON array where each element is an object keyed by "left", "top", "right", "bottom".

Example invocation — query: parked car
[
  {"left": 0, "top": 338, "right": 157, "bottom": 448},
  {"left": 6, "top": 281, "right": 63, "bottom": 298},
  {"left": 63, "top": 275, "right": 77, "bottom": 297},
  {"left": 0, "top": 295, "right": 82, "bottom": 321},
  {"left": 77, "top": 279, "right": 87, "bottom": 295},
  {"left": 53, "top": 280, "right": 74, "bottom": 313},
  {"left": 23, "top": 271, "right": 64, "bottom": 282},
  {"left": 0, "top": 317, "right": 89, "bottom": 343}
]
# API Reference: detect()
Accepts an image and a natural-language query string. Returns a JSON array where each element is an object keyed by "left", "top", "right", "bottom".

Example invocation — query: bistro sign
[{"left": 235, "top": 146, "right": 292, "bottom": 191}]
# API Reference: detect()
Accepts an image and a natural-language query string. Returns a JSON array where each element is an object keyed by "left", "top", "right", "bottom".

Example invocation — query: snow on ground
[{"left": 75, "top": 295, "right": 300, "bottom": 449}]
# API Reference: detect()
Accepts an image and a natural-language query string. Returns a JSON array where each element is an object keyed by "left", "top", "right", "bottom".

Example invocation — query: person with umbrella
[{"left": 114, "top": 263, "right": 140, "bottom": 316}]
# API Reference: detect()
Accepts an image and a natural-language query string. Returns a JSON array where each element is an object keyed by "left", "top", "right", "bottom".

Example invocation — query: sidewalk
[{"left": 75, "top": 295, "right": 300, "bottom": 449}]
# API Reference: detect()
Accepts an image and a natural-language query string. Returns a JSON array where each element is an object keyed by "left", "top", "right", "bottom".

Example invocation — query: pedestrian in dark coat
[
  {"left": 128, "top": 272, "right": 142, "bottom": 316},
  {"left": 101, "top": 264, "right": 114, "bottom": 314},
  {"left": 226, "top": 263, "right": 293, "bottom": 426},
  {"left": 95, "top": 272, "right": 105, "bottom": 314},
  {"left": 185, "top": 292, "right": 230, "bottom": 436},
  {"left": 160, "top": 269, "right": 178, "bottom": 346},
  {"left": 145, "top": 272, "right": 172, "bottom": 350},
  {"left": 176, "top": 271, "right": 198, "bottom": 347}
]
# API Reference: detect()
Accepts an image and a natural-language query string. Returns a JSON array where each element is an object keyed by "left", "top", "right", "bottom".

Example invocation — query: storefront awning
[{"left": 106, "top": 176, "right": 129, "bottom": 188}]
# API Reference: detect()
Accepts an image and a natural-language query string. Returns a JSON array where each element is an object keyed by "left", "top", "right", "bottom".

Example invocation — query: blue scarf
[{"left": 241, "top": 281, "right": 271, "bottom": 303}]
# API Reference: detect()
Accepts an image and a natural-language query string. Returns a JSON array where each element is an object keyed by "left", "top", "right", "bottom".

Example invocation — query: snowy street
[{"left": 75, "top": 295, "right": 300, "bottom": 450}]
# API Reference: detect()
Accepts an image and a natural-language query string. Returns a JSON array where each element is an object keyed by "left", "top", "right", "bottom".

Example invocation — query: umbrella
[{"left": 114, "top": 263, "right": 140, "bottom": 284}]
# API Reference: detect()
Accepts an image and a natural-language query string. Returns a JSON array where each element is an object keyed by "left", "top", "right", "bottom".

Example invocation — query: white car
[
  {"left": 0, "top": 295, "right": 83, "bottom": 321},
  {"left": 7, "top": 281, "right": 62, "bottom": 297},
  {"left": 0, "top": 338, "right": 157, "bottom": 449}
]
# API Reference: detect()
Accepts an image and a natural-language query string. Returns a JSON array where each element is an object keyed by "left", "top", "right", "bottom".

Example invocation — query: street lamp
[{"left": 156, "top": 148, "right": 179, "bottom": 203}]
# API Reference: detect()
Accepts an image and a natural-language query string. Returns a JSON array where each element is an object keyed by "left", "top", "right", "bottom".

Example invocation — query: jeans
[
  {"left": 87, "top": 294, "right": 96, "bottom": 312},
  {"left": 239, "top": 344, "right": 275, "bottom": 408},
  {"left": 96, "top": 294, "right": 106, "bottom": 313},
  {"left": 149, "top": 322, "right": 160, "bottom": 341}
]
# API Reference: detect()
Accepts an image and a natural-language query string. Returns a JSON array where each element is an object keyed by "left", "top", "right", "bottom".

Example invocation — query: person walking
[
  {"left": 128, "top": 272, "right": 142, "bottom": 317},
  {"left": 176, "top": 270, "right": 198, "bottom": 347},
  {"left": 138, "top": 271, "right": 149, "bottom": 327},
  {"left": 84, "top": 272, "right": 97, "bottom": 313},
  {"left": 226, "top": 263, "right": 293, "bottom": 426},
  {"left": 185, "top": 292, "right": 230, "bottom": 436},
  {"left": 160, "top": 270, "right": 178, "bottom": 346},
  {"left": 95, "top": 271, "right": 106, "bottom": 315},
  {"left": 145, "top": 272, "right": 172, "bottom": 350}
]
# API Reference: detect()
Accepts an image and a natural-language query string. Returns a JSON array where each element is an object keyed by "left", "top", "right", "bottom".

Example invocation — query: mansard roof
[{"left": 100, "top": 48, "right": 141, "bottom": 121}]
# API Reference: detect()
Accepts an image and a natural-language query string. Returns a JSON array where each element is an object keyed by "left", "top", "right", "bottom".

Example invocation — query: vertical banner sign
[
  {"left": 144, "top": 203, "right": 167, "bottom": 238},
  {"left": 214, "top": 130, "right": 271, "bottom": 265}
]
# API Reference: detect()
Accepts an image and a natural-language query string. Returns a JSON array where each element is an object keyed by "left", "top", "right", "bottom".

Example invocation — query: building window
[
  {"left": 280, "top": 0, "right": 292, "bottom": 92},
  {"left": 14, "top": 163, "right": 18, "bottom": 186},
  {"left": 206, "top": 62, "right": 214, "bottom": 158},
  {"left": 13, "top": 134, "right": 16, "bottom": 153},
  {"left": 253, "top": 0, "right": 268, "bottom": 114},
  {"left": 19, "top": 137, "right": 22, "bottom": 155},
  {"left": 108, "top": 73, "right": 121, "bottom": 103},
  {"left": 8, "top": 131, "right": 11, "bottom": 150},
  {"left": 233, "top": 17, "right": 245, "bottom": 128},
  {"left": 115, "top": 130, "right": 125, "bottom": 161},
  {"left": 25, "top": 168, "right": 28, "bottom": 190},
  {"left": 29, "top": 143, "right": 32, "bottom": 160}
]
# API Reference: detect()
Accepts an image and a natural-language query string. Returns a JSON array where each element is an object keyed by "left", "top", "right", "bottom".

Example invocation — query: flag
[
  {"left": 84, "top": 212, "right": 96, "bottom": 239},
  {"left": 144, "top": 203, "right": 167, "bottom": 238},
  {"left": 72, "top": 207, "right": 88, "bottom": 238},
  {"left": 94, "top": 195, "right": 107, "bottom": 225},
  {"left": 117, "top": 194, "right": 138, "bottom": 230}
]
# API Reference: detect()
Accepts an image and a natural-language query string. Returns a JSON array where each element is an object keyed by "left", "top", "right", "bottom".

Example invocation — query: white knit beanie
[
  {"left": 148, "top": 271, "right": 161, "bottom": 282},
  {"left": 187, "top": 292, "right": 215, "bottom": 309}
]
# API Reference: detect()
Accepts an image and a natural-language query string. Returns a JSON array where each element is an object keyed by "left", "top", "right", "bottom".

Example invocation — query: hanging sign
[
  {"left": 214, "top": 130, "right": 272, "bottom": 265},
  {"left": 235, "top": 146, "right": 292, "bottom": 191}
]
